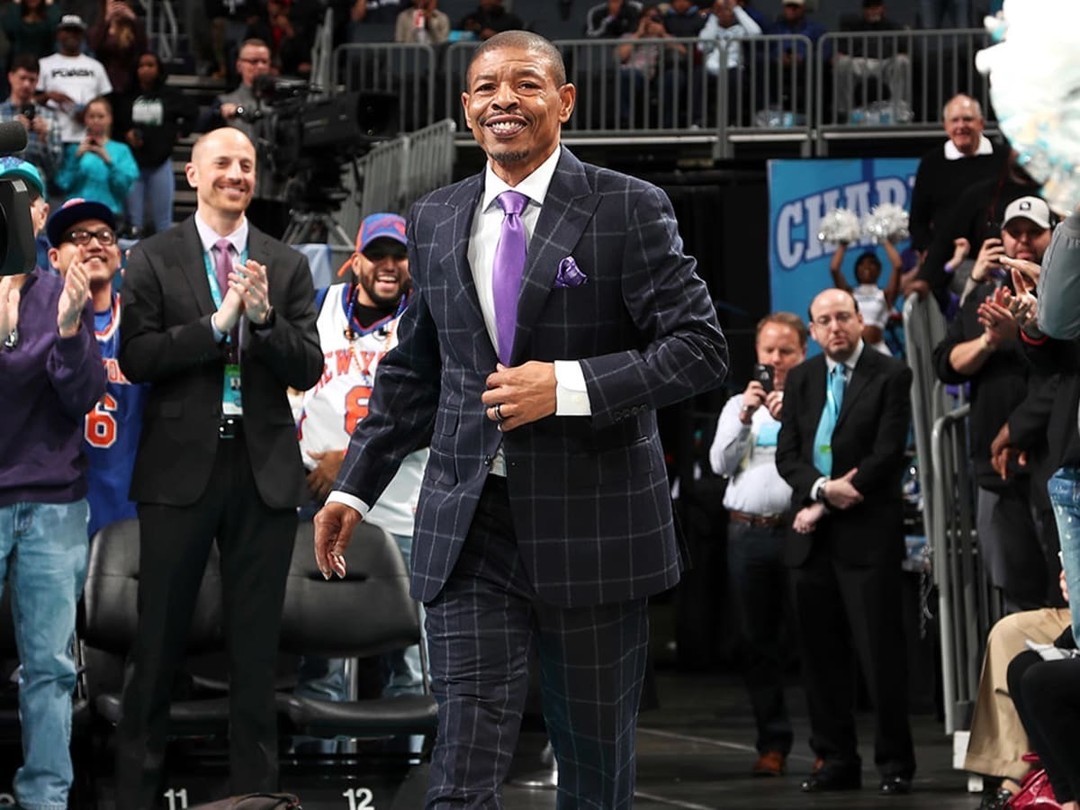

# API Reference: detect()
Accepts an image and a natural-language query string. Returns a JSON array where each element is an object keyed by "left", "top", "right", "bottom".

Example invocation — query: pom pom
[
  {"left": 976, "top": 0, "right": 1080, "bottom": 213},
  {"left": 862, "top": 203, "right": 909, "bottom": 243},
  {"left": 817, "top": 208, "right": 861, "bottom": 244}
]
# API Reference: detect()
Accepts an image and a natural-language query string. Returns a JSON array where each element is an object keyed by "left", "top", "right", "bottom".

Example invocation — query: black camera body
[{"left": 0, "top": 121, "right": 37, "bottom": 277}]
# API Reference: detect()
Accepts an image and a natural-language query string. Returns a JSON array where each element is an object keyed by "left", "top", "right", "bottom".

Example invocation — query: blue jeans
[
  {"left": 126, "top": 160, "right": 174, "bottom": 235},
  {"left": 1048, "top": 467, "right": 1080, "bottom": 642},
  {"left": 0, "top": 500, "right": 89, "bottom": 810}
]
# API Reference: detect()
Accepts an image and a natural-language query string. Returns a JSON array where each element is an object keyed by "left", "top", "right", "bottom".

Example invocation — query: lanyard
[{"left": 202, "top": 244, "right": 250, "bottom": 309}]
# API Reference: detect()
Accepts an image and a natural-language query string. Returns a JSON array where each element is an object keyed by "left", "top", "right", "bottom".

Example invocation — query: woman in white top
[{"left": 829, "top": 235, "right": 903, "bottom": 354}]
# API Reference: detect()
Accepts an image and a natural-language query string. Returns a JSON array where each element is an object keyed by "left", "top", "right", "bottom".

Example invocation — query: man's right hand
[
  {"left": 313, "top": 502, "right": 361, "bottom": 580},
  {"left": 0, "top": 276, "right": 20, "bottom": 338},
  {"left": 220, "top": 102, "right": 240, "bottom": 121},
  {"left": 971, "top": 237, "right": 1005, "bottom": 283},
  {"left": 211, "top": 286, "right": 244, "bottom": 335}
]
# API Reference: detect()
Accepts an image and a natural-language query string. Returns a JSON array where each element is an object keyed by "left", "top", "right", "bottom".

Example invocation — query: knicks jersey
[
  {"left": 84, "top": 295, "right": 147, "bottom": 538},
  {"left": 298, "top": 284, "right": 428, "bottom": 537}
]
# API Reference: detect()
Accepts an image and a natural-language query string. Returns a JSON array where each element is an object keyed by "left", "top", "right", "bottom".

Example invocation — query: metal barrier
[
  {"left": 139, "top": 0, "right": 179, "bottom": 64},
  {"left": 338, "top": 118, "right": 457, "bottom": 239},
  {"left": 334, "top": 28, "right": 995, "bottom": 151},
  {"left": 333, "top": 43, "right": 439, "bottom": 136},
  {"left": 816, "top": 28, "right": 992, "bottom": 154}
]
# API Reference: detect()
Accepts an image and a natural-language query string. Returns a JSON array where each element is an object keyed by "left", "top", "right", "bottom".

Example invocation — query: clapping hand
[
  {"left": 0, "top": 276, "right": 20, "bottom": 339},
  {"left": 231, "top": 260, "right": 272, "bottom": 325},
  {"left": 57, "top": 260, "right": 90, "bottom": 338},
  {"left": 976, "top": 287, "right": 1019, "bottom": 348}
]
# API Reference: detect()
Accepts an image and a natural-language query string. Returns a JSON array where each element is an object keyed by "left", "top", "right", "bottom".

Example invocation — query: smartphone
[{"left": 752, "top": 363, "right": 774, "bottom": 393}]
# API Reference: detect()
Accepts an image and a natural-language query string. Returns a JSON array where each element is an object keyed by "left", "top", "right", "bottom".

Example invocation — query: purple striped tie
[{"left": 492, "top": 190, "right": 528, "bottom": 365}]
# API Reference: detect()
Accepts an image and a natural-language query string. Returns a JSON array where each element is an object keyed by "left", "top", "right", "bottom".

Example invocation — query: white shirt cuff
[
  {"left": 810, "top": 476, "right": 828, "bottom": 503},
  {"left": 326, "top": 491, "right": 371, "bottom": 516},
  {"left": 554, "top": 360, "right": 591, "bottom": 416}
]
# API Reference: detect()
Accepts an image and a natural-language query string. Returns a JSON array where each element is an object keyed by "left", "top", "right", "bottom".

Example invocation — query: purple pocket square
[{"left": 555, "top": 256, "right": 587, "bottom": 288}]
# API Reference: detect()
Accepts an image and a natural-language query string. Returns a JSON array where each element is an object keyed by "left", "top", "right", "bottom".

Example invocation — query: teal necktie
[{"left": 812, "top": 363, "right": 847, "bottom": 476}]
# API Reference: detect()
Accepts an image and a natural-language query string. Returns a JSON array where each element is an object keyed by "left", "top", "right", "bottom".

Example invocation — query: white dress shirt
[{"left": 710, "top": 393, "right": 792, "bottom": 517}]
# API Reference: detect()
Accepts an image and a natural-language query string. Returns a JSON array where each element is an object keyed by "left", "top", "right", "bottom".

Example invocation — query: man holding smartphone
[{"left": 709, "top": 312, "right": 807, "bottom": 777}]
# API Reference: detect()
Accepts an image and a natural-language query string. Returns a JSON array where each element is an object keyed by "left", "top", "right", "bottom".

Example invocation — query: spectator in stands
[
  {"left": 662, "top": 0, "right": 706, "bottom": 38},
  {"left": 833, "top": 0, "right": 910, "bottom": 123},
  {"left": 0, "top": 54, "right": 63, "bottom": 185},
  {"left": 585, "top": 0, "right": 641, "bottom": 39},
  {"left": 113, "top": 126, "right": 322, "bottom": 808},
  {"left": 205, "top": 0, "right": 262, "bottom": 79},
  {"left": 56, "top": 95, "right": 139, "bottom": 222},
  {"left": 0, "top": 158, "right": 105, "bottom": 810},
  {"left": 777, "top": 287, "right": 916, "bottom": 796},
  {"left": 46, "top": 197, "right": 145, "bottom": 539},
  {"left": 294, "top": 213, "right": 428, "bottom": 745},
  {"left": 933, "top": 196, "right": 1055, "bottom": 614},
  {"left": 87, "top": 0, "right": 148, "bottom": 95},
  {"left": 696, "top": 0, "right": 762, "bottom": 125},
  {"left": 908, "top": 95, "right": 1009, "bottom": 258},
  {"left": 765, "top": 0, "right": 829, "bottom": 116},
  {"left": 0, "top": 0, "right": 63, "bottom": 69},
  {"left": 918, "top": 0, "right": 967, "bottom": 29},
  {"left": 113, "top": 52, "right": 195, "bottom": 238},
  {"left": 709, "top": 312, "right": 806, "bottom": 778},
  {"left": 912, "top": 151, "right": 1040, "bottom": 310},
  {"left": 395, "top": 0, "right": 451, "bottom": 44},
  {"left": 617, "top": 6, "right": 688, "bottom": 128},
  {"left": 245, "top": 0, "right": 318, "bottom": 77},
  {"left": 828, "top": 235, "right": 903, "bottom": 355},
  {"left": 351, "top": 0, "right": 406, "bottom": 27},
  {"left": 457, "top": 0, "right": 523, "bottom": 41},
  {"left": 36, "top": 15, "right": 113, "bottom": 147}
]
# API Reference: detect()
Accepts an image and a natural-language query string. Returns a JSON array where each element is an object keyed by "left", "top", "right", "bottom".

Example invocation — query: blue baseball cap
[
  {"left": 0, "top": 157, "right": 45, "bottom": 198},
  {"left": 357, "top": 212, "right": 407, "bottom": 253},
  {"left": 47, "top": 197, "right": 117, "bottom": 248}
]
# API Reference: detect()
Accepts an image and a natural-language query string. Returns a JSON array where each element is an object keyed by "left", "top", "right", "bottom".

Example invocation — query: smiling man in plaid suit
[{"left": 314, "top": 30, "right": 727, "bottom": 808}]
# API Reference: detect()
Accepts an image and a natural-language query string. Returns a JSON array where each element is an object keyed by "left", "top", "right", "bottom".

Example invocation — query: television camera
[{"left": 0, "top": 122, "right": 39, "bottom": 276}]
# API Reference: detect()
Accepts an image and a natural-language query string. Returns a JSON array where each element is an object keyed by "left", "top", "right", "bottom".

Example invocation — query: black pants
[
  {"left": 1008, "top": 651, "right": 1080, "bottom": 803},
  {"left": 114, "top": 435, "right": 297, "bottom": 808}
]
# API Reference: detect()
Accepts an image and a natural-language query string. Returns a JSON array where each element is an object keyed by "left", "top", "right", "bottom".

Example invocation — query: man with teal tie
[{"left": 776, "top": 288, "right": 916, "bottom": 797}]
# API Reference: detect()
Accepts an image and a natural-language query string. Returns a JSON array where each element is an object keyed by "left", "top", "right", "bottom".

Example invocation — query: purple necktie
[
  {"left": 213, "top": 238, "right": 239, "bottom": 353},
  {"left": 492, "top": 190, "right": 528, "bottom": 365}
]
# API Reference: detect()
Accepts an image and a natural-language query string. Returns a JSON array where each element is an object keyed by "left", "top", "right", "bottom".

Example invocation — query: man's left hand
[
  {"left": 232, "top": 259, "right": 272, "bottom": 324},
  {"left": 57, "top": 260, "right": 90, "bottom": 338},
  {"left": 764, "top": 390, "right": 784, "bottom": 421},
  {"left": 482, "top": 361, "right": 557, "bottom": 432}
]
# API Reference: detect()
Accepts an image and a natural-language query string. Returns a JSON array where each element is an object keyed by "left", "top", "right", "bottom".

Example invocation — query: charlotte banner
[{"left": 767, "top": 157, "right": 920, "bottom": 342}]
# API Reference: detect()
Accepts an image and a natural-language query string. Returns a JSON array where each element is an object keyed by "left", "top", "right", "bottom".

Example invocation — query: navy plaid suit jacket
[{"left": 336, "top": 147, "right": 728, "bottom": 607}]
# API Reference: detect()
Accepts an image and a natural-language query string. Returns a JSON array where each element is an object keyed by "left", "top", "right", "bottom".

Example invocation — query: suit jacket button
[{"left": 483, "top": 455, "right": 492, "bottom": 467}]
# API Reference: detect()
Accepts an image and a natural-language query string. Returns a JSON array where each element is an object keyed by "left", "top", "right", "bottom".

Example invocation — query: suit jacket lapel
[
  {"left": 175, "top": 218, "right": 215, "bottom": 316},
  {"left": 435, "top": 174, "right": 496, "bottom": 361},
  {"left": 510, "top": 149, "right": 598, "bottom": 365},
  {"left": 835, "top": 349, "right": 874, "bottom": 431}
]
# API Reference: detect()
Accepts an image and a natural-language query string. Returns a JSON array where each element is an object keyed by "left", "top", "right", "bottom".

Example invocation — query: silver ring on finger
[{"left": 494, "top": 403, "right": 505, "bottom": 422}]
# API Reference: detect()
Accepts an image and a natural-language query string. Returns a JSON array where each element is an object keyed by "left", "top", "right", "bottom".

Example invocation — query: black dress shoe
[
  {"left": 879, "top": 775, "right": 912, "bottom": 795},
  {"left": 800, "top": 769, "right": 862, "bottom": 792}
]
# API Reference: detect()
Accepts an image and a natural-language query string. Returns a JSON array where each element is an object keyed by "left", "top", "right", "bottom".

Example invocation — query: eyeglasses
[
  {"left": 239, "top": 57, "right": 270, "bottom": 65},
  {"left": 65, "top": 228, "right": 116, "bottom": 246}
]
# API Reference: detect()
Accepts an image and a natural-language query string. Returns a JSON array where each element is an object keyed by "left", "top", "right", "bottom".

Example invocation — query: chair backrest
[
  {"left": 280, "top": 521, "right": 420, "bottom": 659},
  {"left": 81, "top": 519, "right": 224, "bottom": 655}
]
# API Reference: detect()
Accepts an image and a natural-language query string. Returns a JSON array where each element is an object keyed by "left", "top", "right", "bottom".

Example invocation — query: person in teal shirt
[{"left": 55, "top": 95, "right": 139, "bottom": 222}]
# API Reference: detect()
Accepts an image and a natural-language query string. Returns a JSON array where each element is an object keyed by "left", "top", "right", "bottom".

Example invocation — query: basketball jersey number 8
[{"left": 344, "top": 385, "right": 373, "bottom": 435}]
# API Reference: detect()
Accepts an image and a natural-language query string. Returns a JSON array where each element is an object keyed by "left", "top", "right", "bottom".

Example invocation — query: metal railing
[
  {"left": 331, "top": 28, "right": 994, "bottom": 153},
  {"left": 138, "top": 0, "right": 179, "bottom": 64},
  {"left": 816, "top": 28, "right": 991, "bottom": 154}
]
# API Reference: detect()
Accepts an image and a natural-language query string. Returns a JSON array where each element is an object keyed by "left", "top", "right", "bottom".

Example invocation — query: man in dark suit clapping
[
  {"left": 114, "top": 126, "right": 323, "bottom": 808},
  {"left": 777, "top": 288, "right": 916, "bottom": 796},
  {"left": 314, "top": 30, "right": 728, "bottom": 808}
]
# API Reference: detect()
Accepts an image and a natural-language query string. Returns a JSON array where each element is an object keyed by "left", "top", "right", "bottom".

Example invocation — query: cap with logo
[
  {"left": 1003, "top": 196, "right": 1052, "bottom": 230},
  {"left": 58, "top": 14, "right": 87, "bottom": 30},
  {"left": 47, "top": 198, "right": 117, "bottom": 248},
  {"left": 0, "top": 157, "right": 45, "bottom": 198},
  {"left": 337, "top": 212, "right": 407, "bottom": 277}
]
